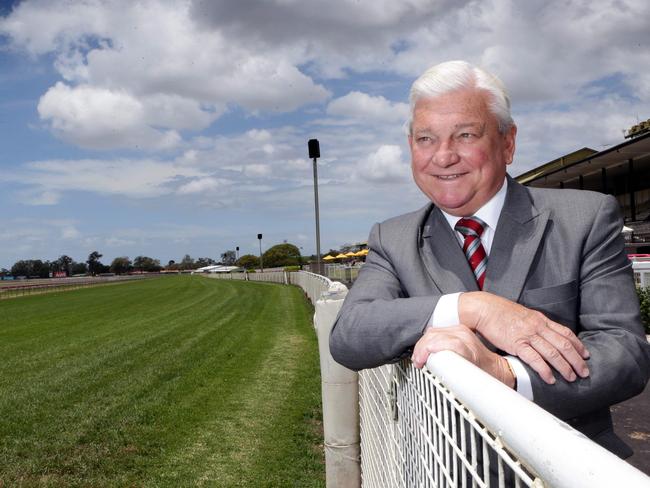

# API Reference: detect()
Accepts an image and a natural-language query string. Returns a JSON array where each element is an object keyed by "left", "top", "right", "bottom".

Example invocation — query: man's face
[{"left": 408, "top": 88, "right": 516, "bottom": 217}]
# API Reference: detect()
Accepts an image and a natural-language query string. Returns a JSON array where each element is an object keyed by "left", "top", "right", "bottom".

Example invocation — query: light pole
[
  {"left": 236, "top": 246, "right": 239, "bottom": 261},
  {"left": 308, "top": 139, "right": 322, "bottom": 275},
  {"left": 257, "top": 233, "right": 263, "bottom": 272}
]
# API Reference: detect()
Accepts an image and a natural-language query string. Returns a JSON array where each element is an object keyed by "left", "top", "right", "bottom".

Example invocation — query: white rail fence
[{"left": 200, "top": 271, "right": 650, "bottom": 487}]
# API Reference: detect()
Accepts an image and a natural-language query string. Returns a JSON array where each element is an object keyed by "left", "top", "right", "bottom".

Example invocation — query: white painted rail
[{"left": 198, "top": 270, "right": 650, "bottom": 487}]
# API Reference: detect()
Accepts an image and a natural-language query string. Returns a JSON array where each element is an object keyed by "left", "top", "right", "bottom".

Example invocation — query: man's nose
[{"left": 432, "top": 141, "right": 460, "bottom": 167}]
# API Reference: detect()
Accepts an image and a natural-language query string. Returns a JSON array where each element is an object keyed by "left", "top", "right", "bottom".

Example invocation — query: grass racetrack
[{"left": 0, "top": 276, "right": 325, "bottom": 487}]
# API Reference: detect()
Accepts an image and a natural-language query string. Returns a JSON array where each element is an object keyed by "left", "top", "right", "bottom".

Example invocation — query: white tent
[{"left": 192, "top": 265, "right": 243, "bottom": 274}]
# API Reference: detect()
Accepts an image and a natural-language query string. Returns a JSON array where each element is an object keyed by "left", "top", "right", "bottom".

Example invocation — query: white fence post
[{"left": 314, "top": 283, "right": 361, "bottom": 488}]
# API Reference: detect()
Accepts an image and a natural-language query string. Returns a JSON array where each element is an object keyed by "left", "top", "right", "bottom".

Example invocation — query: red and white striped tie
[{"left": 455, "top": 217, "right": 488, "bottom": 290}]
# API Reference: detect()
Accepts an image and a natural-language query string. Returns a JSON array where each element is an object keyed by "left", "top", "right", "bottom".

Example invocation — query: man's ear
[{"left": 503, "top": 124, "right": 517, "bottom": 165}]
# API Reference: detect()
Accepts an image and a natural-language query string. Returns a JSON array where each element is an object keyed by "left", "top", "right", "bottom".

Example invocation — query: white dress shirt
[{"left": 427, "top": 178, "right": 534, "bottom": 400}]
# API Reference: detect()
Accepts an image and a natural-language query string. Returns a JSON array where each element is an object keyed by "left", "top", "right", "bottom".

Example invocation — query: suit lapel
[
  {"left": 419, "top": 206, "right": 479, "bottom": 293},
  {"left": 485, "top": 177, "right": 550, "bottom": 302}
]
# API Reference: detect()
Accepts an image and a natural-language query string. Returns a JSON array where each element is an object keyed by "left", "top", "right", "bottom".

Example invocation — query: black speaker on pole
[{"left": 308, "top": 139, "right": 320, "bottom": 159}]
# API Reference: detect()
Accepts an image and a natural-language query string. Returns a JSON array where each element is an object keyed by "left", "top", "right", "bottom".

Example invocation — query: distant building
[{"left": 516, "top": 130, "right": 650, "bottom": 253}]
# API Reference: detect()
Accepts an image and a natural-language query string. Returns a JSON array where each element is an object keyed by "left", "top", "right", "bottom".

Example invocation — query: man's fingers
[
  {"left": 412, "top": 326, "right": 475, "bottom": 369},
  {"left": 516, "top": 345, "right": 556, "bottom": 384},
  {"left": 412, "top": 329, "right": 438, "bottom": 368},
  {"left": 411, "top": 348, "right": 427, "bottom": 368},
  {"left": 538, "top": 323, "right": 590, "bottom": 378},
  {"left": 528, "top": 334, "right": 583, "bottom": 382},
  {"left": 546, "top": 321, "right": 590, "bottom": 359}
]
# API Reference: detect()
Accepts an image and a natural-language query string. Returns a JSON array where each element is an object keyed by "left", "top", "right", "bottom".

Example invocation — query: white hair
[{"left": 408, "top": 60, "right": 514, "bottom": 134}]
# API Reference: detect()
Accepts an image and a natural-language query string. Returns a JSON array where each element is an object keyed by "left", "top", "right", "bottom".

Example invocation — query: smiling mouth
[{"left": 435, "top": 174, "right": 464, "bottom": 180}]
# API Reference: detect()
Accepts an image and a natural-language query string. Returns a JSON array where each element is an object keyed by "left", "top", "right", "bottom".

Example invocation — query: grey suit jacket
[{"left": 330, "top": 176, "right": 650, "bottom": 456}]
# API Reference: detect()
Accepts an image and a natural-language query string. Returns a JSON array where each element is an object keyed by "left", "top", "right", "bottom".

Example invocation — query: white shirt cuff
[
  {"left": 505, "top": 356, "right": 534, "bottom": 400},
  {"left": 429, "top": 293, "right": 533, "bottom": 401},
  {"left": 429, "top": 292, "right": 462, "bottom": 328}
]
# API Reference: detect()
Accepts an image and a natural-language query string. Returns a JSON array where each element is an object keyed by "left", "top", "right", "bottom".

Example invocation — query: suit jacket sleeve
[
  {"left": 329, "top": 221, "right": 438, "bottom": 371},
  {"left": 526, "top": 195, "right": 650, "bottom": 420}
]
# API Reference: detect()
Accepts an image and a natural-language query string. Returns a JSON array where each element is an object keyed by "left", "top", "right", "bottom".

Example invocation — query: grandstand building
[{"left": 516, "top": 127, "right": 650, "bottom": 253}]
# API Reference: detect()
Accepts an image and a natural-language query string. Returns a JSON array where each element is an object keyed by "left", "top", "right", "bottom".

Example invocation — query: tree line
[{"left": 1, "top": 243, "right": 305, "bottom": 278}]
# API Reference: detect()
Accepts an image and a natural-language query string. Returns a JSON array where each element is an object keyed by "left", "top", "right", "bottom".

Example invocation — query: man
[{"left": 329, "top": 60, "right": 650, "bottom": 457}]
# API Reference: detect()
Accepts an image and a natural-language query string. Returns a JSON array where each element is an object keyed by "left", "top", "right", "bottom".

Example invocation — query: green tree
[
  {"left": 110, "top": 257, "right": 132, "bottom": 275},
  {"left": 195, "top": 257, "right": 216, "bottom": 268},
  {"left": 34, "top": 260, "right": 51, "bottom": 278},
  {"left": 637, "top": 287, "right": 650, "bottom": 334},
  {"left": 87, "top": 251, "right": 103, "bottom": 276},
  {"left": 262, "top": 243, "right": 301, "bottom": 268},
  {"left": 52, "top": 255, "right": 74, "bottom": 276},
  {"left": 220, "top": 250, "right": 236, "bottom": 266},
  {"left": 179, "top": 254, "right": 195, "bottom": 270},
  {"left": 11, "top": 260, "right": 30, "bottom": 277},
  {"left": 71, "top": 262, "right": 88, "bottom": 275},
  {"left": 133, "top": 256, "right": 162, "bottom": 272},
  {"left": 10, "top": 259, "right": 50, "bottom": 278},
  {"left": 236, "top": 254, "right": 260, "bottom": 270}
]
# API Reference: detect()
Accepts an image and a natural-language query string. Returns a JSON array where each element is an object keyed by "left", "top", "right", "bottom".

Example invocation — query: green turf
[{"left": 0, "top": 276, "right": 325, "bottom": 487}]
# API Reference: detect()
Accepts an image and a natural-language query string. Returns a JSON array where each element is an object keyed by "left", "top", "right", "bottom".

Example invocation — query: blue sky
[{"left": 1, "top": 0, "right": 649, "bottom": 270}]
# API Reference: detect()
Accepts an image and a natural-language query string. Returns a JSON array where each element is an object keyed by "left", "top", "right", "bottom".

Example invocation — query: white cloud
[
  {"left": 243, "top": 164, "right": 272, "bottom": 177},
  {"left": 354, "top": 145, "right": 410, "bottom": 183},
  {"left": 17, "top": 189, "right": 62, "bottom": 206},
  {"left": 106, "top": 237, "right": 136, "bottom": 248},
  {"left": 246, "top": 129, "right": 273, "bottom": 142},
  {"left": 7, "top": 158, "right": 206, "bottom": 202},
  {"left": 0, "top": 218, "right": 86, "bottom": 264},
  {"left": 61, "top": 224, "right": 81, "bottom": 239},
  {"left": 327, "top": 91, "right": 409, "bottom": 124},
  {"left": 2, "top": 0, "right": 650, "bottom": 267},
  {"left": 513, "top": 93, "right": 650, "bottom": 173},
  {"left": 286, "top": 158, "right": 309, "bottom": 170},
  {"left": 177, "top": 177, "right": 226, "bottom": 195},
  {"left": 38, "top": 83, "right": 182, "bottom": 150},
  {"left": 390, "top": 0, "right": 650, "bottom": 106},
  {"left": 1, "top": 0, "right": 330, "bottom": 149},
  {"left": 188, "top": 0, "right": 467, "bottom": 77}
]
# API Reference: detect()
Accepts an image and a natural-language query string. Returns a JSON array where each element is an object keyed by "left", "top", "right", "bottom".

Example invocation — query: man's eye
[
  {"left": 417, "top": 136, "right": 431, "bottom": 143},
  {"left": 459, "top": 132, "right": 475, "bottom": 138}
]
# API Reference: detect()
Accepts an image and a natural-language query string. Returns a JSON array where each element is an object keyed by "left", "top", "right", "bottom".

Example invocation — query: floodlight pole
[
  {"left": 257, "top": 234, "right": 264, "bottom": 272},
  {"left": 308, "top": 139, "right": 322, "bottom": 275}
]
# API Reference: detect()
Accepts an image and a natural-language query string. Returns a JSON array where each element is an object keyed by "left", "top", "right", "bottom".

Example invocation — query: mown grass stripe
[{"left": 0, "top": 276, "right": 324, "bottom": 487}]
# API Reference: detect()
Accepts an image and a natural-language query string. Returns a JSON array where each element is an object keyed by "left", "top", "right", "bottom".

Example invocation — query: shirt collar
[{"left": 440, "top": 177, "right": 508, "bottom": 232}]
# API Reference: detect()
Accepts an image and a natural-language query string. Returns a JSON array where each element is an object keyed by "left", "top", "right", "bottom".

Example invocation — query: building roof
[
  {"left": 515, "top": 131, "right": 650, "bottom": 188},
  {"left": 194, "top": 265, "right": 242, "bottom": 273}
]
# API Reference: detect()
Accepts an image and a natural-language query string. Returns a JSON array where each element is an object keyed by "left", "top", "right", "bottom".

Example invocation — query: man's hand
[
  {"left": 459, "top": 291, "right": 590, "bottom": 385},
  {"left": 412, "top": 325, "right": 516, "bottom": 388}
]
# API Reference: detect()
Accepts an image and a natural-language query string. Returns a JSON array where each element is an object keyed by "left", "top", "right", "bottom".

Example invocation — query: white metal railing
[
  {"left": 359, "top": 353, "right": 650, "bottom": 488},
  {"left": 203, "top": 270, "right": 286, "bottom": 283},
  {"left": 197, "top": 270, "right": 650, "bottom": 487},
  {"left": 290, "top": 270, "right": 334, "bottom": 303},
  {"left": 325, "top": 264, "right": 361, "bottom": 283},
  {"left": 631, "top": 258, "right": 650, "bottom": 288},
  {"left": 247, "top": 271, "right": 287, "bottom": 284}
]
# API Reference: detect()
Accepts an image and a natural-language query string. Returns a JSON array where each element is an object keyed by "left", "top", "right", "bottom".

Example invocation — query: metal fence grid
[{"left": 359, "top": 360, "right": 538, "bottom": 488}]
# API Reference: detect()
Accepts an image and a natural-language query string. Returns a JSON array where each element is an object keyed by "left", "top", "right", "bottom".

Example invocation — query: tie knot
[{"left": 455, "top": 216, "right": 487, "bottom": 238}]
